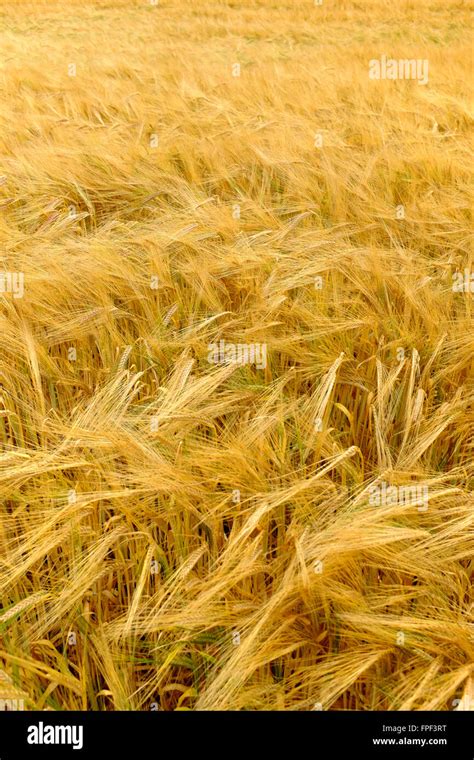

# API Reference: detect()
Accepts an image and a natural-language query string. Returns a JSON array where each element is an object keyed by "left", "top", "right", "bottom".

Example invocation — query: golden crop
[{"left": 0, "top": 0, "right": 472, "bottom": 711}]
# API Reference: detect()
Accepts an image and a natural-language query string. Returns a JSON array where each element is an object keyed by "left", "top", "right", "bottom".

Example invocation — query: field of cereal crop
[{"left": 0, "top": 0, "right": 472, "bottom": 712}]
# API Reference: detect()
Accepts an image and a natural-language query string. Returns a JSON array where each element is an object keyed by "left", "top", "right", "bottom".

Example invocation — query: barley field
[{"left": 0, "top": 0, "right": 472, "bottom": 712}]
